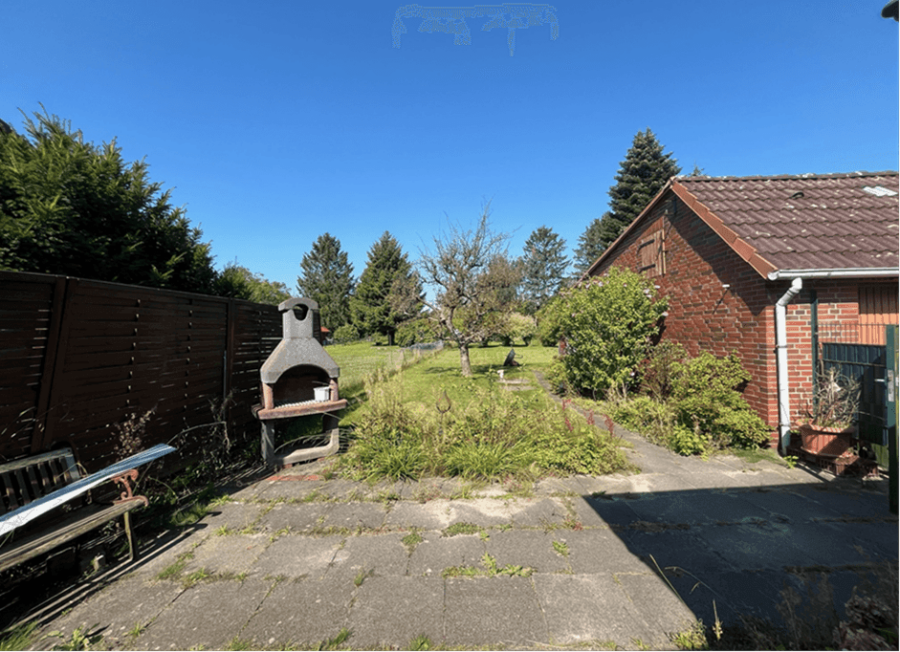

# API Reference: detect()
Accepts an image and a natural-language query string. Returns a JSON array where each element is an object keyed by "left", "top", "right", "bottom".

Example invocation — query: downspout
[{"left": 775, "top": 278, "right": 803, "bottom": 454}]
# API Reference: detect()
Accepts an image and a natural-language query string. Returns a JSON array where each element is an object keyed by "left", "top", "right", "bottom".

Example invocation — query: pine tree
[
  {"left": 596, "top": 129, "right": 680, "bottom": 252},
  {"left": 350, "top": 232, "right": 422, "bottom": 345},
  {"left": 573, "top": 216, "right": 606, "bottom": 276},
  {"left": 297, "top": 233, "right": 354, "bottom": 329},
  {"left": 519, "top": 226, "right": 568, "bottom": 314}
]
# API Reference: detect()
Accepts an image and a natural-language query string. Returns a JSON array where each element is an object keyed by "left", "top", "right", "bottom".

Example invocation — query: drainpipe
[{"left": 775, "top": 278, "right": 803, "bottom": 454}]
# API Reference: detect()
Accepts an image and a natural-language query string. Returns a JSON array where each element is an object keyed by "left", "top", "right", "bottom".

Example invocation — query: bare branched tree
[{"left": 415, "top": 205, "right": 520, "bottom": 376}]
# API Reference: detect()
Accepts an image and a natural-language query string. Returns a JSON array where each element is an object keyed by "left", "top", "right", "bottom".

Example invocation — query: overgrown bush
[
  {"left": 639, "top": 341, "right": 686, "bottom": 401},
  {"left": 541, "top": 267, "right": 668, "bottom": 395},
  {"left": 395, "top": 317, "right": 436, "bottom": 347},
  {"left": 671, "top": 352, "right": 770, "bottom": 450},
  {"left": 332, "top": 324, "right": 360, "bottom": 344}
]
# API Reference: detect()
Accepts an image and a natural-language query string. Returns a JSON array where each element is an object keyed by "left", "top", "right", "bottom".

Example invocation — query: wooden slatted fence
[{"left": 0, "top": 271, "right": 280, "bottom": 473}]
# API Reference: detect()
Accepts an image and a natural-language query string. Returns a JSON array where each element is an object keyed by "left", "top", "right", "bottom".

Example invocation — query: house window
[
  {"left": 858, "top": 286, "right": 899, "bottom": 345},
  {"left": 638, "top": 229, "right": 665, "bottom": 278}
]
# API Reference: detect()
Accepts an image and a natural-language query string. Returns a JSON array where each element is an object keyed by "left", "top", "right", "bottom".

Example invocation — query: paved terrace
[{"left": 26, "top": 421, "right": 898, "bottom": 650}]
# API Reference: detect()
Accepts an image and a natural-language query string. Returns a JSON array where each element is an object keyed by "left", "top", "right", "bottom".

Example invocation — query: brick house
[{"left": 584, "top": 171, "right": 899, "bottom": 453}]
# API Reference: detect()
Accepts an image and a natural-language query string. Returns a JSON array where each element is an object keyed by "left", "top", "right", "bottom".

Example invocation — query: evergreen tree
[
  {"left": 350, "top": 231, "right": 422, "bottom": 345},
  {"left": 297, "top": 233, "right": 354, "bottom": 329},
  {"left": 519, "top": 226, "right": 568, "bottom": 314},
  {"left": 0, "top": 108, "right": 217, "bottom": 293},
  {"left": 573, "top": 216, "right": 606, "bottom": 276},
  {"left": 596, "top": 129, "right": 680, "bottom": 252}
]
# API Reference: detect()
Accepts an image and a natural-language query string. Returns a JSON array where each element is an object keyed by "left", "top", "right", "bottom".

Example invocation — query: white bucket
[{"left": 314, "top": 386, "right": 331, "bottom": 402}]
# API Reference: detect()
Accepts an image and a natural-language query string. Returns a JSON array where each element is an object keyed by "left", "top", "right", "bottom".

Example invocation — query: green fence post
[{"left": 886, "top": 325, "right": 898, "bottom": 514}]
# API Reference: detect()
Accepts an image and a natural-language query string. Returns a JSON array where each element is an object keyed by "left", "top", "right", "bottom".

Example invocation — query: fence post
[{"left": 886, "top": 325, "right": 898, "bottom": 514}]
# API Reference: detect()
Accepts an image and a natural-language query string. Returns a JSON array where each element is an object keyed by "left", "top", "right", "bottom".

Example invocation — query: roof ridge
[{"left": 678, "top": 171, "right": 899, "bottom": 182}]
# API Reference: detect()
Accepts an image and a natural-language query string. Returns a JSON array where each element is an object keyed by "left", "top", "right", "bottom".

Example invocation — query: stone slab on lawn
[
  {"left": 407, "top": 531, "right": 487, "bottom": 578},
  {"left": 136, "top": 577, "right": 272, "bottom": 651},
  {"left": 325, "top": 533, "right": 411, "bottom": 583},
  {"left": 443, "top": 576, "right": 548, "bottom": 648},
  {"left": 348, "top": 576, "right": 445, "bottom": 648},
  {"left": 40, "top": 577, "right": 184, "bottom": 649},
  {"left": 182, "top": 533, "right": 269, "bottom": 577},
  {"left": 240, "top": 576, "right": 353, "bottom": 649},
  {"left": 483, "top": 528, "right": 570, "bottom": 573},
  {"left": 252, "top": 535, "right": 344, "bottom": 580},
  {"left": 533, "top": 573, "right": 662, "bottom": 648}
]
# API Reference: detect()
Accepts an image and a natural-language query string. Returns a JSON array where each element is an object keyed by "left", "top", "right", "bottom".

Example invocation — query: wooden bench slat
[
  {"left": 0, "top": 499, "right": 144, "bottom": 574},
  {"left": 1, "top": 474, "right": 18, "bottom": 514},
  {"left": 0, "top": 449, "right": 76, "bottom": 475},
  {"left": 13, "top": 468, "right": 30, "bottom": 506}
]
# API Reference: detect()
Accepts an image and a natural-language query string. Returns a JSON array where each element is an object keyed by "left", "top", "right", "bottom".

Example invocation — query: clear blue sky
[{"left": 2, "top": 1, "right": 897, "bottom": 291}]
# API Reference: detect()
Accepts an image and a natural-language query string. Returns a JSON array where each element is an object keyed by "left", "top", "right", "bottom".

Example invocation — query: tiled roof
[{"left": 674, "top": 172, "right": 899, "bottom": 275}]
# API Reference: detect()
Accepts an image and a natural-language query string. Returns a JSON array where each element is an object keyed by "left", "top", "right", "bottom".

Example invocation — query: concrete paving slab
[
  {"left": 576, "top": 495, "right": 639, "bottom": 528},
  {"left": 407, "top": 531, "right": 487, "bottom": 578},
  {"left": 445, "top": 498, "right": 515, "bottom": 526},
  {"left": 39, "top": 577, "right": 184, "bottom": 649},
  {"left": 326, "top": 533, "right": 410, "bottom": 581},
  {"left": 131, "top": 529, "right": 208, "bottom": 578},
  {"left": 382, "top": 500, "right": 457, "bottom": 530},
  {"left": 196, "top": 502, "right": 266, "bottom": 533},
  {"left": 563, "top": 528, "right": 650, "bottom": 575},
  {"left": 320, "top": 502, "right": 389, "bottom": 530},
  {"left": 614, "top": 571, "right": 697, "bottom": 637},
  {"left": 505, "top": 497, "right": 568, "bottom": 527},
  {"left": 533, "top": 572, "right": 663, "bottom": 648},
  {"left": 136, "top": 577, "right": 272, "bottom": 650},
  {"left": 182, "top": 533, "right": 269, "bottom": 576},
  {"left": 483, "top": 528, "right": 570, "bottom": 573},
  {"left": 696, "top": 521, "right": 816, "bottom": 571},
  {"left": 240, "top": 577, "right": 353, "bottom": 649},
  {"left": 844, "top": 520, "right": 900, "bottom": 559},
  {"left": 252, "top": 535, "right": 344, "bottom": 580},
  {"left": 443, "top": 576, "right": 548, "bottom": 648},
  {"left": 795, "top": 484, "right": 894, "bottom": 519},
  {"left": 256, "top": 501, "right": 332, "bottom": 533},
  {"left": 347, "top": 576, "right": 444, "bottom": 648}
]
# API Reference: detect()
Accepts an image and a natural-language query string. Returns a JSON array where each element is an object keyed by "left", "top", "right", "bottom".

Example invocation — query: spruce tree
[
  {"left": 573, "top": 216, "right": 606, "bottom": 276},
  {"left": 519, "top": 226, "right": 568, "bottom": 314},
  {"left": 350, "top": 231, "right": 422, "bottom": 345},
  {"left": 297, "top": 233, "right": 354, "bottom": 330},
  {"left": 596, "top": 129, "right": 680, "bottom": 252}
]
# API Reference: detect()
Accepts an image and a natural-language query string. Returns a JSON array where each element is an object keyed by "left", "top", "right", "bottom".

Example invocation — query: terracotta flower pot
[{"left": 798, "top": 423, "right": 856, "bottom": 457}]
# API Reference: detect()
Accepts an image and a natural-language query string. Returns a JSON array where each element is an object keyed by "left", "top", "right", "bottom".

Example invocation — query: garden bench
[{"left": 0, "top": 443, "right": 175, "bottom": 573}]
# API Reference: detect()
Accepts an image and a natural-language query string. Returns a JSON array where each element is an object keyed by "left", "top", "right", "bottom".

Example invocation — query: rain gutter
[
  {"left": 775, "top": 278, "right": 804, "bottom": 454},
  {"left": 768, "top": 267, "right": 899, "bottom": 281}
]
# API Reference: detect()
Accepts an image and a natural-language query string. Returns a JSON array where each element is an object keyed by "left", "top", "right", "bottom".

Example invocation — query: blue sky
[{"left": 2, "top": 1, "right": 897, "bottom": 291}]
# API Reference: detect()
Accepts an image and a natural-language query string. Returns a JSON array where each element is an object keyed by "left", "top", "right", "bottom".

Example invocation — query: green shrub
[
  {"left": 394, "top": 318, "right": 436, "bottom": 347},
  {"left": 639, "top": 341, "right": 687, "bottom": 400},
  {"left": 542, "top": 267, "right": 668, "bottom": 395},
  {"left": 332, "top": 324, "right": 360, "bottom": 344},
  {"left": 671, "top": 352, "right": 769, "bottom": 450}
]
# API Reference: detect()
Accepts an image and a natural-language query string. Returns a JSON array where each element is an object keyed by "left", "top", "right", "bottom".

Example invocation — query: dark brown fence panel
[{"left": 0, "top": 271, "right": 280, "bottom": 473}]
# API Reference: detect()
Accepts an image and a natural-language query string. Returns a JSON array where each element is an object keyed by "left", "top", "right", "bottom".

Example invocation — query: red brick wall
[{"left": 592, "top": 193, "right": 900, "bottom": 430}]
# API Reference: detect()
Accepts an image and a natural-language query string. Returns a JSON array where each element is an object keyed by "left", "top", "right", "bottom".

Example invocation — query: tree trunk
[
  {"left": 459, "top": 344, "right": 472, "bottom": 377},
  {"left": 387, "top": 330, "right": 395, "bottom": 347}
]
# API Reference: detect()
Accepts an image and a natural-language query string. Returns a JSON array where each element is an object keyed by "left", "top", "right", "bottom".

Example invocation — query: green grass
[{"left": 0, "top": 622, "right": 38, "bottom": 651}]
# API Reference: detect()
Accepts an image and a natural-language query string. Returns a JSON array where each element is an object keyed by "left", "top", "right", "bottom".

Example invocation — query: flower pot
[{"left": 798, "top": 423, "right": 855, "bottom": 457}]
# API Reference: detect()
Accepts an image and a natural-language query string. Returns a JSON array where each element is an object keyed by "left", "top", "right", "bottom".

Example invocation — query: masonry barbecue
[{"left": 252, "top": 298, "right": 346, "bottom": 469}]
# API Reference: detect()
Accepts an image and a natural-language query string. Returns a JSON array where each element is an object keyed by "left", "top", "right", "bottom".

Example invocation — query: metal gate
[{"left": 820, "top": 341, "right": 886, "bottom": 446}]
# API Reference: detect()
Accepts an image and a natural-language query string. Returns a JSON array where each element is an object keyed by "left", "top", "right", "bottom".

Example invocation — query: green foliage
[
  {"left": 350, "top": 231, "right": 422, "bottom": 345},
  {"left": 494, "top": 311, "right": 537, "bottom": 346},
  {"left": 332, "top": 323, "right": 360, "bottom": 344},
  {"left": 573, "top": 216, "right": 605, "bottom": 276},
  {"left": 0, "top": 622, "right": 38, "bottom": 651},
  {"left": 344, "top": 378, "right": 632, "bottom": 481},
  {"left": 297, "top": 233, "right": 355, "bottom": 329},
  {"left": 596, "top": 128, "right": 681, "bottom": 251},
  {"left": 671, "top": 352, "right": 770, "bottom": 450},
  {"left": 519, "top": 225, "right": 569, "bottom": 314},
  {"left": 394, "top": 317, "right": 438, "bottom": 347},
  {"left": 0, "top": 108, "right": 217, "bottom": 293},
  {"left": 544, "top": 267, "right": 668, "bottom": 395},
  {"left": 639, "top": 341, "right": 687, "bottom": 401},
  {"left": 214, "top": 264, "right": 291, "bottom": 305}
]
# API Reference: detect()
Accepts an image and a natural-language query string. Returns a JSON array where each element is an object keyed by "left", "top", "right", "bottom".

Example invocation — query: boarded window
[
  {"left": 858, "top": 286, "right": 899, "bottom": 345},
  {"left": 638, "top": 229, "right": 665, "bottom": 278}
]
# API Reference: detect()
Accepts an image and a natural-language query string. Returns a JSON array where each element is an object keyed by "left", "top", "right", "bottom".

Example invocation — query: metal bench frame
[{"left": 0, "top": 444, "right": 174, "bottom": 573}]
